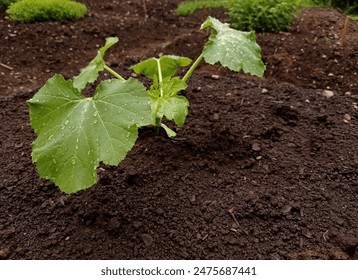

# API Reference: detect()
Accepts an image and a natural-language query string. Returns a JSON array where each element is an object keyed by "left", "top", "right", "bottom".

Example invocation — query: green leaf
[
  {"left": 149, "top": 77, "right": 189, "bottom": 127},
  {"left": 73, "top": 37, "right": 119, "bottom": 91},
  {"left": 27, "top": 74, "right": 152, "bottom": 193},
  {"left": 131, "top": 55, "right": 192, "bottom": 81},
  {"left": 161, "top": 123, "right": 177, "bottom": 138},
  {"left": 201, "top": 16, "right": 265, "bottom": 77}
]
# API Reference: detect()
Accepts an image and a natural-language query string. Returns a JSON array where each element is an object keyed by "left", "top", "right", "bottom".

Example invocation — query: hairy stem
[
  {"left": 182, "top": 52, "right": 204, "bottom": 83},
  {"left": 104, "top": 65, "right": 125, "bottom": 81}
]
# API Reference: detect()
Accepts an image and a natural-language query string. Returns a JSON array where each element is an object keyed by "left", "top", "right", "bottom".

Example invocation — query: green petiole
[
  {"left": 182, "top": 52, "right": 204, "bottom": 83},
  {"left": 155, "top": 58, "right": 164, "bottom": 132},
  {"left": 104, "top": 64, "right": 125, "bottom": 81},
  {"left": 156, "top": 58, "right": 164, "bottom": 97}
]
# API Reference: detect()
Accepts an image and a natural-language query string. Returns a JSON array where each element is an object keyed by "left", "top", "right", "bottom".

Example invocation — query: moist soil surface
[{"left": 1, "top": 0, "right": 358, "bottom": 260}]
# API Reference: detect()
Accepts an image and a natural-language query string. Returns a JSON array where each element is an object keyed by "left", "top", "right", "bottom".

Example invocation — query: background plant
[
  {"left": 228, "top": 0, "right": 299, "bottom": 32},
  {"left": 298, "top": 0, "right": 358, "bottom": 13},
  {"left": 176, "top": 0, "right": 228, "bottom": 16},
  {"left": 0, "top": 0, "right": 17, "bottom": 8},
  {"left": 6, "top": 0, "right": 87, "bottom": 23},
  {"left": 176, "top": 0, "right": 358, "bottom": 18},
  {"left": 335, "top": 0, "right": 358, "bottom": 14}
]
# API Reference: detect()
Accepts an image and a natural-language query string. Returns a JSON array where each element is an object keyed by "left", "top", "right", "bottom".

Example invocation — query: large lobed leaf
[
  {"left": 27, "top": 75, "right": 152, "bottom": 193},
  {"left": 201, "top": 16, "right": 265, "bottom": 77}
]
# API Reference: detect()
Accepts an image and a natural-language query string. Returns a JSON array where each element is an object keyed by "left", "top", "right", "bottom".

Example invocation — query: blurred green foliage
[
  {"left": 6, "top": 0, "right": 87, "bottom": 23},
  {"left": 228, "top": 0, "right": 299, "bottom": 32}
]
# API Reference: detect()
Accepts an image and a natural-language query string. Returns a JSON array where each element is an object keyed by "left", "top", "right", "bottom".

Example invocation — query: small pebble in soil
[
  {"left": 211, "top": 74, "right": 220, "bottom": 80},
  {"left": 321, "top": 90, "right": 334, "bottom": 98},
  {"left": 343, "top": 114, "right": 351, "bottom": 123},
  {"left": 282, "top": 205, "right": 292, "bottom": 214},
  {"left": 252, "top": 142, "right": 261, "bottom": 151},
  {"left": 261, "top": 88, "right": 269, "bottom": 94},
  {"left": 302, "top": 230, "right": 313, "bottom": 238},
  {"left": 0, "top": 248, "right": 11, "bottom": 259},
  {"left": 141, "top": 234, "right": 154, "bottom": 247},
  {"left": 132, "top": 221, "right": 142, "bottom": 229}
]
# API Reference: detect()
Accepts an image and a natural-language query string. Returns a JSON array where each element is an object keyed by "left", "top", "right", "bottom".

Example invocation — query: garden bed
[{"left": 0, "top": 0, "right": 357, "bottom": 259}]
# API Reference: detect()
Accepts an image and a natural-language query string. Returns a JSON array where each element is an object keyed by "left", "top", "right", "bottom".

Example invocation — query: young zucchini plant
[{"left": 27, "top": 17, "right": 265, "bottom": 194}]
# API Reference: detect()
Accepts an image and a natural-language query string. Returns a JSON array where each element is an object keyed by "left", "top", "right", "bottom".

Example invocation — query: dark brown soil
[{"left": 1, "top": 1, "right": 357, "bottom": 260}]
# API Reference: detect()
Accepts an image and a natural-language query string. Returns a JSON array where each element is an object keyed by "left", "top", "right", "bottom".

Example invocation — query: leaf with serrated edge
[
  {"left": 73, "top": 37, "right": 119, "bottom": 91},
  {"left": 201, "top": 16, "right": 265, "bottom": 77},
  {"left": 149, "top": 77, "right": 189, "bottom": 127},
  {"left": 131, "top": 55, "right": 192, "bottom": 81},
  {"left": 27, "top": 75, "right": 152, "bottom": 193}
]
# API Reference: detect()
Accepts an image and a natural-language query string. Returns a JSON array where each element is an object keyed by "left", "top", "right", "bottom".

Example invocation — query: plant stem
[
  {"left": 156, "top": 58, "right": 164, "bottom": 97},
  {"left": 104, "top": 65, "right": 125, "bottom": 81},
  {"left": 155, "top": 58, "right": 164, "bottom": 131},
  {"left": 155, "top": 117, "right": 162, "bottom": 134},
  {"left": 182, "top": 52, "right": 204, "bottom": 83}
]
